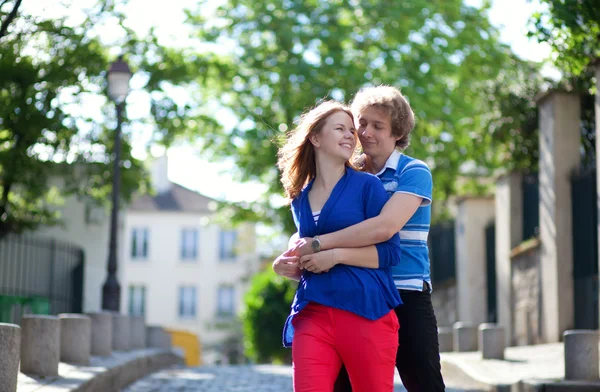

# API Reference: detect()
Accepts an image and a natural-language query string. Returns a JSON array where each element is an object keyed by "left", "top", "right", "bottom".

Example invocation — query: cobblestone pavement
[{"left": 123, "top": 365, "right": 483, "bottom": 392}]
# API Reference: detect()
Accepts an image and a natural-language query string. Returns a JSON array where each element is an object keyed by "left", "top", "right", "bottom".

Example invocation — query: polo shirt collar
[{"left": 375, "top": 149, "right": 402, "bottom": 176}]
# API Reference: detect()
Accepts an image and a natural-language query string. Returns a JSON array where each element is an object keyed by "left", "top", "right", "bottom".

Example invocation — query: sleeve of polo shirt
[
  {"left": 396, "top": 160, "right": 433, "bottom": 206},
  {"left": 363, "top": 174, "right": 402, "bottom": 268}
]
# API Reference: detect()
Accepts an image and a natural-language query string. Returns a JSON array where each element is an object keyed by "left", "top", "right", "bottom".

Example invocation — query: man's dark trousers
[{"left": 333, "top": 288, "right": 446, "bottom": 391}]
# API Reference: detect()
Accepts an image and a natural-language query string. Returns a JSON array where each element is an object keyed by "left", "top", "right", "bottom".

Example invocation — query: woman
[{"left": 275, "top": 100, "right": 401, "bottom": 392}]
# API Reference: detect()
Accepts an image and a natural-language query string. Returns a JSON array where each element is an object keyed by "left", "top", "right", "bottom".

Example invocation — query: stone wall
[
  {"left": 511, "top": 238, "right": 542, "bottom": 346},
  {"left": 432, "top": 280, "right": 457, "bottom": 328}
]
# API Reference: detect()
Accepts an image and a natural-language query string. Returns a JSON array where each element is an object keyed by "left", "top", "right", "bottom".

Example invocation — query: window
[
  {"left": 217, "top": 286, "right": 235, "bottom": 317},
  {"left": 178, "top": 286, "right": 197, "bottom": 319},
  {"left": 180, "top": 228, "right": 198, "bottom": 261},
  {"left": 219, "top": 230, "right": 237, "bottom": 261},
  {"left": 131, "top": 228, "right": 149, "bottom": 259},
  {"left": 128, "top": 285, "right": 146, "bottom": 317}
]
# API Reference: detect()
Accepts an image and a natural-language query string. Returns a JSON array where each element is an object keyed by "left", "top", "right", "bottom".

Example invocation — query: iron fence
[
  {"left": 0, "top": 234, "right": 84, "bottom": 324},
  {"left": 429, "top": 220, "right": 456, "bottom": 285},
  {"left": 571, "top": 169, "right": 598, "bottom": 329}
]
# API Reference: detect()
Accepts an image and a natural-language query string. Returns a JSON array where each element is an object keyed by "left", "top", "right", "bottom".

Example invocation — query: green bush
[{"left": 242, "top": 268, "right": 297, "bottom": 364}]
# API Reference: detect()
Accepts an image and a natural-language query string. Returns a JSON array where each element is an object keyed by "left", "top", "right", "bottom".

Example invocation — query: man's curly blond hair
[{"left": 351, "top": 85, "right": 415, "bottom": 150}]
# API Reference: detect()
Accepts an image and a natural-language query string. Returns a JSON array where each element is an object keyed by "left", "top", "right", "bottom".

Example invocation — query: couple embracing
[{"left": 273, "top": 85, "right": 446, "bottom": 392}]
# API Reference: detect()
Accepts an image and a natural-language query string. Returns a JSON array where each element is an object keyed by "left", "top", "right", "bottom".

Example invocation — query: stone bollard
[
  {"left": 0, "top": 323, "right": 21, "bottom": 392},
  {"left": 438, "top": 326, "right": 453, "bottom": 352},
  {"left": 147, "top": 325, "right": 171, "bottom": 350},
  {"left": 59, "top": 314, "right": 91, "bottom": 364},
  {"left": 453, "top": 321, "right": 478, "bottom": 352},
  {"left": 112, "top": 313, "right": 131, "bottom": 351},
  {"left": 20, "top": 315, "right": 60, "bottom": 377},
  {"left": 87, "top": 311, "right": 112, "bottom": 356},
  {"left": 130, "top": 316, "right": 146, "bottom": 349},
  {"left": 564, "top": 330, "right": 599, "bottom": 381},
  {"left": 478, "top": 323, "right": 505, "bottom": 359}
]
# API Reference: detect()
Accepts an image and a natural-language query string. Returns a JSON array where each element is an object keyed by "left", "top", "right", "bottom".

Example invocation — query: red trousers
[{"left": 292, "top": 302, "right": 399, "bottom": 392}]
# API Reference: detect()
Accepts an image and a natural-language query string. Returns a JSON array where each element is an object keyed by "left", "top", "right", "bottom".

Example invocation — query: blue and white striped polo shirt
[{"left": 375, "top": 150, "right": 433, "bottom": 292}]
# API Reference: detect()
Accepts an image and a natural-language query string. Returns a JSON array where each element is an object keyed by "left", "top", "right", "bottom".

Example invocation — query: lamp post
[{"left": 102, "top": 55, "right": 132, "bottom": 312}]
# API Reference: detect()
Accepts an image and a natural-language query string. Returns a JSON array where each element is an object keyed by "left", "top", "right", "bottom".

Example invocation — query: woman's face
[{"left": 312, "top": 111, "right": 357, "bottom": 162}]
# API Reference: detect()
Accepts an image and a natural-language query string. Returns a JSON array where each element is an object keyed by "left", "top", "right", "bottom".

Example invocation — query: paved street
[{"left": 123, "top": 365, "right": 485, "bottom": 392}]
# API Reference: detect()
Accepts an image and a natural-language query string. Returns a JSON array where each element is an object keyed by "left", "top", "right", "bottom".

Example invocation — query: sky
[{"left": 22, "top": 0, "right": 555, "bottom": 204}]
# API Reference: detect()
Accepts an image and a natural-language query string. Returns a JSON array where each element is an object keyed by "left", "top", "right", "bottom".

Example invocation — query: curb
[
  {"left": 441, "top": 358, "right": 600, "bottom": 392},
  {"left": 518, "top": 379, "right": 600, "bottom": 392},
  {"left": 18, "top": 349, "right": 184, "bottom": 392},
  {"left": 440, "top": 358, "right": 513, "bottom": 392}
]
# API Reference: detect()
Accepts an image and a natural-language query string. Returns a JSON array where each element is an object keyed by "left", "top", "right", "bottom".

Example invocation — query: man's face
[{"left": 356, "top": 106, "right": 399, "bottom": 161}]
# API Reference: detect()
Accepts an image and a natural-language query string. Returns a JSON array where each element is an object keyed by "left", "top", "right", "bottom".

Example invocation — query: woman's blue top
[{"left": 283, "top": 167, "right": 402, "bottom": 347}]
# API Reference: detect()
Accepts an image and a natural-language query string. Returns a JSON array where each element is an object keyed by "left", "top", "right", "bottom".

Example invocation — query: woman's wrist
[{"left": 331, "top": 248, "right": 341, "bottom": 265}]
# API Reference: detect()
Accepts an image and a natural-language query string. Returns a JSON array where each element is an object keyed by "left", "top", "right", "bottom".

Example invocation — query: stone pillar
[
  {"left": 147, "top": 325, "right": 171, "bottom": 350},
  {"left": 478, "top": 323, "right": 505, "bottom": 359},
  {"left": 130, "top": 316, "right": 146, "bottom": 349},
  {"left": 455, "top": 197, "right": 495, "bottom": 326},
  {"left": 59, "top": 314, "right": 91, "bottom": 364},
  {"left": 564, "top": 330, "right": 599, "bottom": 381},
  {"left": 495, "top": 172, "right": 523, "bottom": 346},
  {"left": 112, "top": 313, "right": 131, "bottom": 351},
  {"left": 438, "top": 326, "right": 453, "bottom": 352},
  {"left": 537, "top": 91, "right": 580, "bottom": 342},
  {"left": 453, "top": 322, "right": 478, "bottom": 352},
  {"left": 87, "top": 311, "right": 112, "bottom": 356},
  {"left": 20, "top": 315, "right": 60, "bottom": 377},
  {"left": 0, "top": 323, "right": 21, "bottom": 392}
]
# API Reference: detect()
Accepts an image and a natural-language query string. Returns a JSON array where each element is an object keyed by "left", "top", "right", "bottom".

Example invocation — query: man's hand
[
  {"left": 272, "top": 249, "right": 302, "bottom": 280},
  {"left": 299, "top": 250, "right": 337, "bottom": 274},
  {"left": 292, "top": 237, "right": 316, "bottom": 257}
]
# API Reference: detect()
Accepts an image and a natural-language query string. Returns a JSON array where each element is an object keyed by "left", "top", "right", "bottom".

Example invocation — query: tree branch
[{"left": 0, "top": 0, "right": 23, "bottom": 41}]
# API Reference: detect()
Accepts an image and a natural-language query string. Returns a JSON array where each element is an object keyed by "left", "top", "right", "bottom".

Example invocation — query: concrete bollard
[
  {"left": 112, "top": 313, "right": 131, "bottom": 351},
  {"left": 478, "top": 323, "right": 505, "bottom": 359},
  {"left": 87, "top": 311, "right": 112, "bottom": 356},
  {"left": 438, "top": 326, "right": 453, "bottom": 352},
  {"left": 0, "top": 323, "right": 21, "bottom": 392},
  {"left": 564, "top": 330, "right": 599, "bottom": 381},
  {"left": 130, "top": 316, "right": 146, "bottom": 349},
  {"left": 147, "top": 326, "right": 171, "bottom": 350},
  {"left": 20, "top": 315, "right": 60, "bottom": 377},
  {"left": 59, "top": 314, "right": 91, "bottom": 364},
  {"left": 453, "top": 321, "right": 478, "bottom": 352}
]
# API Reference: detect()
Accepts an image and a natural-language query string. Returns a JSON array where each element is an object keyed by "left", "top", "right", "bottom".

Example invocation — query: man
[{"left": 274, "top": 85, "right": 445, "bottom": 391}]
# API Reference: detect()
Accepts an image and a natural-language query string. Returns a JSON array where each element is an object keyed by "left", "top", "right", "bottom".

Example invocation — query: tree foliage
[
  {"left": 186, "top": 0, "right": 516, "bottom": 231},
  {"left": 242, "top": 266, "right": 296, "bottom": 364},
  {"left": 529, "top": 0, "right": 600, "bottom": 76},
  {"left": 0, "top": 0, "right": 224, "bottom": 237}
]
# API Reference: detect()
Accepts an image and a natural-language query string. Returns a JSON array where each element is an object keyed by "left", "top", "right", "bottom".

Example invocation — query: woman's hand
[
  {"left": 272, "top": 249, "right": 302, "bottom": 280},
  {"left": 291, "top": 237, "right": 316, "bottom": 257},
  {"left": 299, "top": 250, "right": 337, "bottom": 274}
]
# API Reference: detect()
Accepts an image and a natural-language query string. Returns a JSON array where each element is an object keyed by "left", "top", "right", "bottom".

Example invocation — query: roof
[{"left": 128, "top": 183, "right": 217, "bottom": 213}]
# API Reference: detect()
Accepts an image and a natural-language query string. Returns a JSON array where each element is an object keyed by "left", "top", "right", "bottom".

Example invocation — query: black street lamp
[{"left": 102, "top": 55, "right": 132, "bottom": 312}]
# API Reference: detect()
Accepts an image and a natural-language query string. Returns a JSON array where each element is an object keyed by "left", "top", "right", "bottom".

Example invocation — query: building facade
[{"left": 120, "top": 157, "right": 259, "bottom": 364}]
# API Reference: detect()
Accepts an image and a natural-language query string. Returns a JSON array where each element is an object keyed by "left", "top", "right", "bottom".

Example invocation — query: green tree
[
  {"left": 186, "top": 0, "right": 515, "bottom": 232},
  {"left": 0, "top": 0, "right": 223, "bottom": 237},
  {"left": 242, "top": 267, "right": 296, "bottom": 364},
  {"left": 529, "top": 0, "right": 600, "bottom": 76}
]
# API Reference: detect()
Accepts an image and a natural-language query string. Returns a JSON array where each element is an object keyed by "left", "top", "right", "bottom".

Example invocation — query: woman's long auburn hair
[{"left": 277, "top": 100, "right": 356, "bottom": 203}]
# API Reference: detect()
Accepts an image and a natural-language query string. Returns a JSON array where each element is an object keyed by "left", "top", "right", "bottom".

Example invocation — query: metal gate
[
  {"left": 0, "top": 234, "right": 85, "bottom": 324},
  {"left": 485, "top": 223, "right": 497, "bottom": 323},
  {"left": 571, "top": 169, "right": 598, "bottom": 330},
  {"left": 429, "top": 221, "right": 456, "bottom": 286}
]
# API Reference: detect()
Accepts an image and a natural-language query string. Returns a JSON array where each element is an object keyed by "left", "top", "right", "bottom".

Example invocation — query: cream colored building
[{"left": 120, "top": 157, "right": 259, "bottom": 364}]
